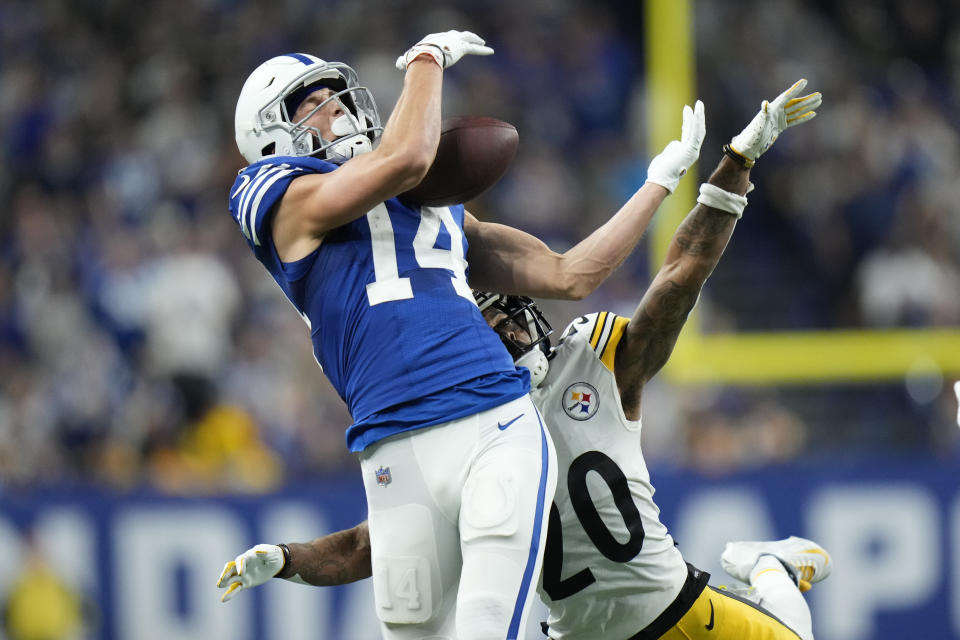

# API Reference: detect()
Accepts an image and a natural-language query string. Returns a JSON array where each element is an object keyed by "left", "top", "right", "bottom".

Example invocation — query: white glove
[
  {"left": 396, "top": 30, "right": 493, "bottom": 71},
  {"left": 217, "top": 543, "right": 285, "bottom": 603},
  {"left": 729, "top": 79, "right": 822, "bottom": 165},
  {"left": 646, "top": 100, "right": 705, "bottom": 194}
]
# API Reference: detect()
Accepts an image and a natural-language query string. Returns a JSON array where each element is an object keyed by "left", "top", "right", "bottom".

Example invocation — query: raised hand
[
  {"left": 646, "top": 100, "right": 706, "bottom": 193},
  {"left": 728, "top": 79, "right": 822, "bottom": 166},
  {"left": 396, "top": 30, "right": 494, "bottom": 71}
]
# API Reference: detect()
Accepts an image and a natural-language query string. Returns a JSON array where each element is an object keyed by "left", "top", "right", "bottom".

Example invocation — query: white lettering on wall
[
  {"left": 114, "top": 506, "right": 248, "bottom": 640},
  {"left": 808, "top": 485, "right": 939, "bottom": 640}
]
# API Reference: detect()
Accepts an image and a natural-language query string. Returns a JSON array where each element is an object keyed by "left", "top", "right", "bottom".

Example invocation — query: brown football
[{"left": 400, "top": 116, "right": 518, "bottom": 207}]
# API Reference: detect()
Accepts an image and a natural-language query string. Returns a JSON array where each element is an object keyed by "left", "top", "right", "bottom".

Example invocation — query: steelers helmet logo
[{"left": 562, "top": 382, "right": 599, "bottom": 420}]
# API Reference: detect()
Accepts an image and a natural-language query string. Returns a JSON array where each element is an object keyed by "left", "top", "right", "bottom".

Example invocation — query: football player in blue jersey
[
  {"left": 226, "top": 30, "right": 704, "bottom": 640},
  {"left": 220, "top": 81, "right": 832, "bottom": 640}
]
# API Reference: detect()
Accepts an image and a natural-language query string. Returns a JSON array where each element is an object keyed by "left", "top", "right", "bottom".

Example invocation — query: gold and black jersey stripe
[{"left": 587, "top": 311, "right": 630, "bottom": 372}]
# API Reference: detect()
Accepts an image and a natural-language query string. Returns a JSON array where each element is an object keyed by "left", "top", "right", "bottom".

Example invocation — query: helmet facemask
[
  {"left": 282, "top": 74, "right": 380, "bottom": 162},
  {"left": 235, "top": 55, "right": 383, "bottom": 164},
  {"left": 474, "top": 291, "right": 553, "bottom": 387}
]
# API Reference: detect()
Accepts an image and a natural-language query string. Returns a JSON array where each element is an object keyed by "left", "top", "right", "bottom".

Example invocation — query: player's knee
[{"left": 456, "top": 593, "right": 515, "bottom": 640}]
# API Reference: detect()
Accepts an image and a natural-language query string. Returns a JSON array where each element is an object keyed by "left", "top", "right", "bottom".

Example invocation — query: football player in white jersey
[{"left": 219, "top": 81, "right": 831, "bottom": 639}]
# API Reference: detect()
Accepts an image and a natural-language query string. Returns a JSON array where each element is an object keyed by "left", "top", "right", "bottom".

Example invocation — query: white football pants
[{"left": 359, "top": 394, "right": 557, "bottom": 640}]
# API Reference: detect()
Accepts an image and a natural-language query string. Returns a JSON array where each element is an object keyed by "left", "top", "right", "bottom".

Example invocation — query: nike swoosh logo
[
  {"left": 498, "top": 414, "right": 524, "bottom": 430},
  {"left": 705, "top": 599, "right": 715, "bottom": 630}
]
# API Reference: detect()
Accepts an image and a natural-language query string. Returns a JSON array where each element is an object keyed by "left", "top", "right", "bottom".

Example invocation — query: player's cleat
[{"left": 720, "top": 536, "right": 832, "bottom": 593}]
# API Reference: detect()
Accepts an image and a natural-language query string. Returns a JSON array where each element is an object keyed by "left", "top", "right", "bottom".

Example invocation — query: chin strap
[{"left": 516, "top": 349, "right": 549, "bottom": 387}]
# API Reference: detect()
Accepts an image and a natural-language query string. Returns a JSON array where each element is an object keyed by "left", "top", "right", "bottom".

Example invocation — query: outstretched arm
[
  {"left": 464, "top": 182, "right": 668, "bottom": 299},
  {"left": 272, "top": 56, "right": 441, "bottom": 261},
  {"left": 273, "top": 31, "right": 492, "bottom": 262},
  {"left": 614, "top": 80, "right": 822, "bottom": 419},
  {"left": 465, "top": 102, "right": 705, "bottom": 300},
  {"left": 217, "top": 522, "right": 371, "bottom": 602},
  {"left": 615, "top": 156, "right": 747, "bottom": 419},
  {"left": 279, "top": 522, "right": 372, "bottom": 586}
]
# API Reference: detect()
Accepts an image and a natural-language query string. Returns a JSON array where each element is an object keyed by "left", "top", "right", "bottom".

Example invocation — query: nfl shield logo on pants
[{"left": 375, "top": 466, "right": 392, "bottom": 487}]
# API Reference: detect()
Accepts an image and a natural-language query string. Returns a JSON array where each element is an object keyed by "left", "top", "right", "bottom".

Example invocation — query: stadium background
[{"left": 1, "top": 0, "right": 958, "bottom": 638}]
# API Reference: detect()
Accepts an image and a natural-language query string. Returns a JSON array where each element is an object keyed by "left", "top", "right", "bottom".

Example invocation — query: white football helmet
[
  {"left": 234, "top": 53, "right": 382, "bottom": 164},
  {"left": 474, "top": 291, "right": 553, "bottom": 387}
]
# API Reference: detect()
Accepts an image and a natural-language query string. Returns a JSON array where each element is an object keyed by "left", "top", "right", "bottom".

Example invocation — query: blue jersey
[{"left": 228, "top": 156, "right": 529, "bottom": 451}]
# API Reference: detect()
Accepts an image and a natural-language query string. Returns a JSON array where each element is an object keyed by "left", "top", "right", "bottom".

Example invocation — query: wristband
[
  {"left": 275, "top": 543, "right": 310, "bottom": 585},
  {"left": 404, "top": 43, "right": 445, "bottom": 69},
  {"left": 697, "top": 183, "right": 749, "bottom": 219},
  {"left": 276, "top": 543, "right": 291, "bottom": 577},
  {"left": 723, "top": 144, "right": 755, "bottom": 169}
]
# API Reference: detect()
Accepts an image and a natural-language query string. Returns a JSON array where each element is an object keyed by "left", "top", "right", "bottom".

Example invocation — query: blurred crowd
[{"left": 0, "top": 0, "right": 958, "bottom": 492}]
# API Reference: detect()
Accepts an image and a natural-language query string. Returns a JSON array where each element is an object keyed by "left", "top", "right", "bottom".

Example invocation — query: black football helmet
[{"left": 473, "top": 290, "right": 553, "bottom": 386}]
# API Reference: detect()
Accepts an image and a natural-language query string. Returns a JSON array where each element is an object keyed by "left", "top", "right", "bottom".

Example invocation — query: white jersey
[{"left": 533, "top": 312, "right": 688, "bottom": 640}]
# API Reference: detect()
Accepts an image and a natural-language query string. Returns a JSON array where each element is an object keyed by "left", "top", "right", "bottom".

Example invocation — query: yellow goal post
[{"left": 644, "top": 0, "right": 960, "bottom": 384}]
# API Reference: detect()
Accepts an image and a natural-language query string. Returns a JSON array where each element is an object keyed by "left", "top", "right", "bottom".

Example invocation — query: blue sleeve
[{"left": 227, "top": 156, "right": 337, "bottom": 249}]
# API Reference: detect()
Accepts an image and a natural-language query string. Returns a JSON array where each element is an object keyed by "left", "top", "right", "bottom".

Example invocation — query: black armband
[
  {"left": 722, "top": 144, "right": 755, "bottom": 169},
  {"left": 276, "top": 543, "right": 292, "bottom": 578}
]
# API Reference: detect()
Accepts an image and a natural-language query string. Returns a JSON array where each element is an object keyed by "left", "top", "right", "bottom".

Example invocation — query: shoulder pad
[{"left": 560, "top": 312, "right": 629, "bottom": 372}]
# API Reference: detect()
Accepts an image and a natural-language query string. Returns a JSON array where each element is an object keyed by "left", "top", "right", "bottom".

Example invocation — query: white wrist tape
[
  {"left": 403, "top": 44, "right": 445, "bottom": 69},
  {"left": 697, "top": 183, "right": 749, "bottom": 219}
]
